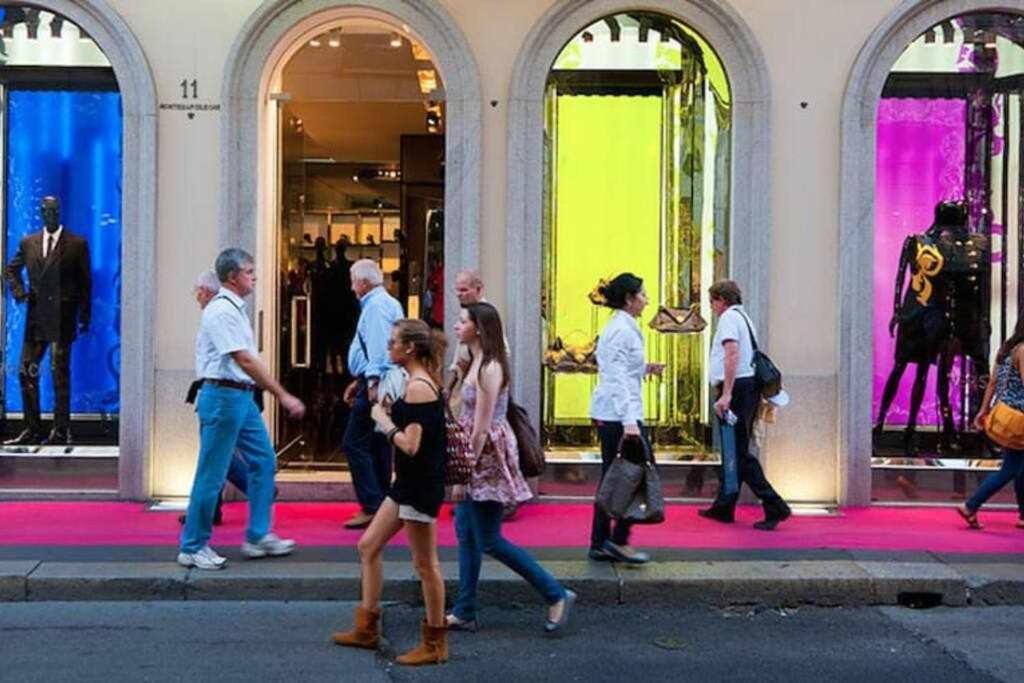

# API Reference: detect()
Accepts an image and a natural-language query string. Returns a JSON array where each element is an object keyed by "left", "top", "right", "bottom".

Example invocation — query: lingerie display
[{"left": 892, "top": 230, "right": 950, "bottom": 365}]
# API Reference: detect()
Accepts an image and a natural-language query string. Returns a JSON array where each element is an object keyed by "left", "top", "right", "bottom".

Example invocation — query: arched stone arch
[
  {"left": 505, "top": 0, "right": 772, "bottom": 426},
  {"left": 24, "top": 1, "right": 159, "bottom": 499},
  {"left": 838, "top": 0, "right": 1022, "bottom": 504},
  {"left": 219, "top": 0, "right": 483, "bottom": 333}
]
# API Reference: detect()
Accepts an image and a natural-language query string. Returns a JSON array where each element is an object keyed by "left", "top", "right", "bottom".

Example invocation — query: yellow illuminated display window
[{"left": 542, "top": 12, "right": 731, "bottom": 459}]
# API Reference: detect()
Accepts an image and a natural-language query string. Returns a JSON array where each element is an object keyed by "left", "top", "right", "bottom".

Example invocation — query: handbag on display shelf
[
  {"left": 984, "top": 400, "right": 1024, "bottom": 450},
  {"left": 649, "top": 303, "right": 707, "bottom": 334},
  {"left": 594, "top": 435, "right": 665, "bottom": 525},
  {"left": 543, "top": 336, "right": 598, "bottom": 374},
  {"left": 507, "top": 399, "right": 545, "bottom": 478}
]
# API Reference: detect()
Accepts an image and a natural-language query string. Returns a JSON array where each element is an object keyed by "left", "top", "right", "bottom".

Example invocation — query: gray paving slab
[
  {"left": 0, "top": 560, "right": 39, "bottom": 601},
  {"left": 616, "top": 560, "right": 873, "bottom": 606},
  {"left": 950, "top": 562, "right": 1024, "bottom": 605},
  {"left": 27, "top": 562, "right": 188, "bottom": 601},
  {"left": 855, "top": 560, "right": 968, "bottom": 606}
]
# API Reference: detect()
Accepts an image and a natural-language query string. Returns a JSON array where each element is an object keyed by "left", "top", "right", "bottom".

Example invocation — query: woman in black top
[{"left": 332, "top": 319, "right": 449, "bottom": 666}]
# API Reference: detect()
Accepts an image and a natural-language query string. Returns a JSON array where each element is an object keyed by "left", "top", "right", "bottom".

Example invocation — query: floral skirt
[{"left": 462, "top": 418, "right": 533, "bottom": 505}]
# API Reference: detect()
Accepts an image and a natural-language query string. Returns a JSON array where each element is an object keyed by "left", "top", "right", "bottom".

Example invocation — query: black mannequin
[
  {"left": 3, "top": 196, "right": 91, "bottom": 446},
  {"left": 934, "top": 202, "right": 989, "bottom": 449},
  {"left": 874, "top": 203, "right": 955, "bottom": 455}
]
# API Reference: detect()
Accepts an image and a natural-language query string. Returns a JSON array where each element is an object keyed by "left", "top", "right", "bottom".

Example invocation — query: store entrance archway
[
  {"left": 267, "top": 14, "right": 447, "bottom": 480},
  {"left": 221, "top": 1, "right": 481, "bottom": 495}
]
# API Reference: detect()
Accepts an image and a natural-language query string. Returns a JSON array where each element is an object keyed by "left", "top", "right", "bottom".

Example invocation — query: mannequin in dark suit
[{"left": 3, "top": 196, "right": 91, "bottom": 445}]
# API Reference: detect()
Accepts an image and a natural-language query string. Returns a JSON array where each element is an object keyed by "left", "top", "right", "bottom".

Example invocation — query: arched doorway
[
  {"left": 539, "top": 11, "right": 731, "bottom": 494},
  {"left": 221, "top": 1, "right": 481, "bottom": 492},
  {"left": 841, "top": 3, "right": 1024, "bottom": 505},
  {"left": 0, "top": 2, "right": 156, "bottom": 499},
  {"left": 506, "top": 0, "right": 770, "bottom": 496}
]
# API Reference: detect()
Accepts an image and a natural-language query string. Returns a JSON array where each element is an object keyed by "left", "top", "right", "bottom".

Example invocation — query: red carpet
[{"left": 1, "top": 502, "right": 1023, "bottom": 553}]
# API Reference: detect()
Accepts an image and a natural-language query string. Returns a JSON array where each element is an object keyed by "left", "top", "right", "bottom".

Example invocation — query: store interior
[{"left": 271, "top": 18, "right": 445, "bottom": 477}]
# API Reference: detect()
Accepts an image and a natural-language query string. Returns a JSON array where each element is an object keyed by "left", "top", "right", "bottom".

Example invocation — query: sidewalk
[{"left": 2, "top": 501, "right": 1022, "bottom": 606}]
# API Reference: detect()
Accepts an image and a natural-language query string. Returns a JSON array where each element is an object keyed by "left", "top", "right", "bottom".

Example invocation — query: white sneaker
[
  {"left": 241, "top": 533, "right": 295, "bottom": 559},
  {"left": 177, "top": 545, "right": 227, "bottom": 570}
]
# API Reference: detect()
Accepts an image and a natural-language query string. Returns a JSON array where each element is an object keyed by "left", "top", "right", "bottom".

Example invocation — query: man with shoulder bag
[{"left": 698, "top": 280, "right": 791, "bottom": 531}]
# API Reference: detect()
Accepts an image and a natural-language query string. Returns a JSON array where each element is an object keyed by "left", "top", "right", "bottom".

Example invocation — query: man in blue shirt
[{"left": 342, "top": 259, "right": 404, "bottom": 529}]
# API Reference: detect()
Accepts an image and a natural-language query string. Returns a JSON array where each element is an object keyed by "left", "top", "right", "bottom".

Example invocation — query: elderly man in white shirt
[
  {"left": 588, "top": 273, "right": 662, "bottom": 565},
  {"left": 699, "top": 279, "right": 790, "bottom": 531},
  {"left": 178, "top": 248, "right": 306, "bottom": 570}
]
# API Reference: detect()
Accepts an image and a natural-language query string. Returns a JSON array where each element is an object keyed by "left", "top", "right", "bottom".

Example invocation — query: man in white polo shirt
[
  {"left": 178, "top": 248, "right": 306, "bottom": 570},
  {"left": 699, "top": 279, "right": 790, "bottom": 531}
]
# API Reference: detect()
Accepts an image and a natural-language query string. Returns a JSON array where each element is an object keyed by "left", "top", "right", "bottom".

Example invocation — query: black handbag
[
  {"left": 507, "top": 399, "right": 545, "bottom": 477},
  {"left": 595, "top": 436, "right": 665, "bottom": 525},
  {"left": 738, "top": 312, "right": 782, "bottom": 399}
]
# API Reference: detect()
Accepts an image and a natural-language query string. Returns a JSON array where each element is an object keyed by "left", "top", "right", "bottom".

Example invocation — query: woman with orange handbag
[{"left": 958, "top": 319, "right": 1024, "bottom": 529}]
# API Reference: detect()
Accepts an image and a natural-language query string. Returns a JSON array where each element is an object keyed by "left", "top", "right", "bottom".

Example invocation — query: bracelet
[{"left": 386, "top": 426, "right": 400, "bottom": 444}]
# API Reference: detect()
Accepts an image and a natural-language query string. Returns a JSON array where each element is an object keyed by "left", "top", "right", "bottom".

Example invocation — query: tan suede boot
[
  {"left": 331, "top": 606, "right": 380, "bottom": 649},
  {"left": 396, "top": 620, "right": 449, "bottom": 666}
]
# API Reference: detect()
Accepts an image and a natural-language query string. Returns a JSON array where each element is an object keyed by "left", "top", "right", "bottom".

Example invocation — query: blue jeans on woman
[
  {"left": 966, "top": 449, "right": 1024, "bottom": 513},
  {"left": 452, "top": 500, "right": 566, "bottom": 621}
]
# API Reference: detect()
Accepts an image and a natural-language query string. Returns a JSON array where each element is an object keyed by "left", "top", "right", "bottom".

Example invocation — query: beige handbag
[{"left": 648, "top": 304, "right": 707, "bottom": 334}]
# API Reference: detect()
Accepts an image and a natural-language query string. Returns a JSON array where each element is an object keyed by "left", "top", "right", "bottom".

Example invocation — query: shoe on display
[
  {"left": 343, "top": 511, "right": 374, "bottom": 529},
  {"left": 42, "top": 429, "right": 71, "bottom": 446},
  {"left": 601, "top": 540, "right": 649, "bottom": 565},
  {"left": 177, "top": 545, "right": 227, "bottom": 570},
  {"left": 3, "top": 429, "right": 44, "bottom": 447},
  {"left": 241, "top": 532, "right": 295, "bottom": 558}
]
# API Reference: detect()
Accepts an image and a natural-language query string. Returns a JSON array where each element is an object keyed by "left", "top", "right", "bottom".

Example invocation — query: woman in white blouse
[{"left": 588, "top": 273, "right": 662, "bottom": 565}]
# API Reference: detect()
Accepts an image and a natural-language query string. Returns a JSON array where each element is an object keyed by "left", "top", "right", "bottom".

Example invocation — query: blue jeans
[
  {"left": 967, "top": 449, "right": 1024, "bottom": 513},
  {"left": 180, "top": 385, "right": 277, "bottom": 552},
  {"left": 452, "top": 500, "right": 566, "bottom": 621},
  {"left": 342, "top": 382, "right": 392, "bottom": 514},
  {"left": 226, "top": 451, "right": 250, "bottom": 494}
]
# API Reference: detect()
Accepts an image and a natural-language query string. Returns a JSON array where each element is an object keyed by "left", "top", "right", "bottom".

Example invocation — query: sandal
[
  {"left": 956, "top": 505, "right": 983, "bottom": 530},
  {"left": 445, "top": 613, "right": 478, "bottom": 632}
]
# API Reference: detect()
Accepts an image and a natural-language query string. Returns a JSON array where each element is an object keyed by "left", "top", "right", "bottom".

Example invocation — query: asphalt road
[{"left": 1, "top": 601, "right": 1020, "bottom": 682}]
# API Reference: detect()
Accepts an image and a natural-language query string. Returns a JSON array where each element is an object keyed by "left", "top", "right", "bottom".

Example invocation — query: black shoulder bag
[{"left": 738, "top": 311, "right": 783, "bottom": 399}]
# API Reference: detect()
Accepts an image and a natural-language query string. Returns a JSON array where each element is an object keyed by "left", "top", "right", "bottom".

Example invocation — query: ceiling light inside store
[
  {"left": 390, "top": 34, "right": 403, "bottom": 48},
  {"left": 309, "top": 38, "right": 321, "bottom": 47},
  {"left": 417, "top": 69, "right": 437, "bottom": 95},
  {"left": 328, "top": 34, "right": 341, "bottom": 48}
]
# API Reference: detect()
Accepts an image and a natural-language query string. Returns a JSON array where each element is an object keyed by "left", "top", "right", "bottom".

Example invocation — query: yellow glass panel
[{"left": 550, "top": 95, "right": 663, "bottom": 421}]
